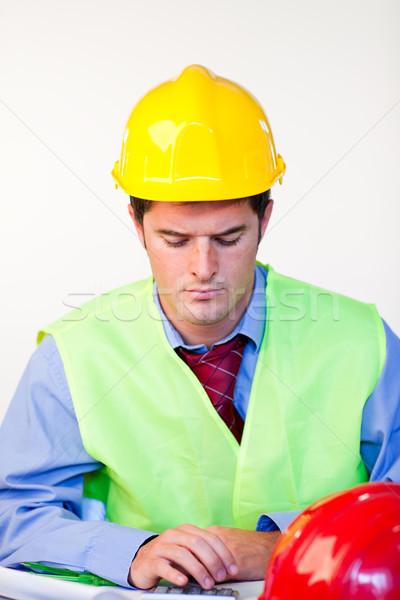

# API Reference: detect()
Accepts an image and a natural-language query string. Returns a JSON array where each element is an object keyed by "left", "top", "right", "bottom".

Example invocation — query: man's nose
[{"left": 189, "top": 239, "right": 218, "bottom": 281}]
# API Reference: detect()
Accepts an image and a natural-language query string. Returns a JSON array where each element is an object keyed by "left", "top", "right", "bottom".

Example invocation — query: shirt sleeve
[
  {"left": 360, "top": 319, "right": 400, "bottom": 481},
  {"left": 256, "top": 318, "right": 400, "bottom": 533},
  {"left": 0, "top": 335, "right": 155, "bottom": 587}
]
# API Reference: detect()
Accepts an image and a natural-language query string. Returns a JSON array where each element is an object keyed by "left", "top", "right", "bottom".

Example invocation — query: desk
[{"left": 0, "top": 568, "right": 263, "bottom": 600}]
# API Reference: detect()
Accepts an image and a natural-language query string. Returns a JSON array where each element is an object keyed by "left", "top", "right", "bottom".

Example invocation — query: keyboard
[{"left": 141, "top": 584, "right": 239, "bottom": 600}]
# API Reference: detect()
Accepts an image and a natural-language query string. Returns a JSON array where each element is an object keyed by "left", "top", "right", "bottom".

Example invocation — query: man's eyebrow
[{"left": 155, "top": 225, "right": 250, "bottom": 236}]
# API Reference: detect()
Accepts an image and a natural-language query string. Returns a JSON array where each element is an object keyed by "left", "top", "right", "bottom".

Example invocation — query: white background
[{"left": 1, "top": 0, "right": 399, "bottom": 423}]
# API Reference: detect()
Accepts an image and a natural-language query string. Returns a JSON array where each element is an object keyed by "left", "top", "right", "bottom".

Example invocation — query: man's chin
[
  {"left": 179, "top": 306, "right": 232, "bottom": 327},
  {"left": 183, "top": 317, "right": 225, "bottom": 327}
]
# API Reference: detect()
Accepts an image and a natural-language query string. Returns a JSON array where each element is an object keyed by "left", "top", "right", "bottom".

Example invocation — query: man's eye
[
  {"left": 163, "top": 238, "right": 187, "bottom": 247},
  {"left": 216, "top": 237, "right": 240, "bottom": 246}
]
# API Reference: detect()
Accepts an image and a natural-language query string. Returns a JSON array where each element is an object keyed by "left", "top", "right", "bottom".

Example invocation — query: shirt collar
[{"left": 153, "top": 264, "right": 267, "bottom": 353}]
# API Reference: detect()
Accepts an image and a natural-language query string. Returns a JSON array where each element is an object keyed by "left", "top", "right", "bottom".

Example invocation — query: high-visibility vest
[{"left": 39, "top": 265, "right": 385, "bottom": 532}]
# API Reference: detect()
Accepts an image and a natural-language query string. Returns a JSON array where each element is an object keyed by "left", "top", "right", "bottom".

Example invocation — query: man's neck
[
  {"left": 159, "top": 281, "right": 255, "bottom": 349},
  {"left": 170, "top": 318, "right": 243, "bottom": 349}
]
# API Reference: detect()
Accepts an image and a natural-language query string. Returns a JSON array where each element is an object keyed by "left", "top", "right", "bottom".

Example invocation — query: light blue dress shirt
[{"left": 0, "top": 265, "right": 399, "bottom": 587}]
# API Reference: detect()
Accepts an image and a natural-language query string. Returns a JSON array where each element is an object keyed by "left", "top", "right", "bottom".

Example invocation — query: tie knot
[{"left": 176, "top": 334, "right": 247, "bottom": 368}]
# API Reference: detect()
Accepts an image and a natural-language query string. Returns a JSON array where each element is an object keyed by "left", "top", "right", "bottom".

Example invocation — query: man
[{"left": 0, "top": 65, "right": 399, "bottom": 590}]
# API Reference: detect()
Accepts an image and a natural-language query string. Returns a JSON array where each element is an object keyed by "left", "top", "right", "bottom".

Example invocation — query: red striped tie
[{"left": 176, "top": 335, "right": 246, "bottom": 443}]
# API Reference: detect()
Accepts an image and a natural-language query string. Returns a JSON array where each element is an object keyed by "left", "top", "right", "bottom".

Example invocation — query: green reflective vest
[{"left": 38, "top": 265, "right": 385, "bottom": 532}]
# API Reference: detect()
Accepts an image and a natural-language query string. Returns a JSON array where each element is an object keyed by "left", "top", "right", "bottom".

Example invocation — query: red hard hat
[{"left": 259, "top": 482, "right": 400, "bottom": 600}]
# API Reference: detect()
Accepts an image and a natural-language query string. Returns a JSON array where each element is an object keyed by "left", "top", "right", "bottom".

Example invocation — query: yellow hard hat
[{"left": 112, "top": 65, "right": 285, "bottom": 201}]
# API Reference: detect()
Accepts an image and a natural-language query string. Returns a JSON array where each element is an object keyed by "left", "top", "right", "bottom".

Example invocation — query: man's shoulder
[
  {"left": 37, "top": 275, "right": 154, "bottom": 344},
  {"left": 265, "top": 264, "right": 376, "bottom": 310},
  {"left": 264, "top": 265, "right": 384, "bottom": 343},
  {"left": 262, "top": 265, "right": 387, "bottom": 383}
]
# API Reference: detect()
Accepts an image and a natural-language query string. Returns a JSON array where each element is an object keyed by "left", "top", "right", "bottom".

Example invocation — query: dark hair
[
  {"left": 130, "top": 189, "right": 271, "bottom": 232},
  {"left": 246, "top": 189, "right": 272, "bottom": 227}
]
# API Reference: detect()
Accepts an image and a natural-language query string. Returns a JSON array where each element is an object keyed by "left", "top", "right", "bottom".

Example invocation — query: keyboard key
[{"left": 141, "top": 584, "right": 238, "bottom": 600}]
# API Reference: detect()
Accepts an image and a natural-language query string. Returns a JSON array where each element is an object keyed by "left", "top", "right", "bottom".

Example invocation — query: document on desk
[
  {"left": 0, "top": 567, "right": 263, "bottom": 600},
  {"left": 0, "top": 567, "right": 140, "bottom": 600}
]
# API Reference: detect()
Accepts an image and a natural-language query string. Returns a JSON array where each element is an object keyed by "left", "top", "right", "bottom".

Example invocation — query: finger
[
  {"left": 158, "top": 543, "right": 216, "bottom": 589},
  {"left": 130, "top": 556, "right": 189, "bottom": 590},
  {"left": 178, "top": 524, "right": 239, "bottom": 578},
  {"left": 161, "top": 527, "right": 226, "bottom": 582},
  {"left": 131, "top": 539, "right": 216, "bottom": 590}
]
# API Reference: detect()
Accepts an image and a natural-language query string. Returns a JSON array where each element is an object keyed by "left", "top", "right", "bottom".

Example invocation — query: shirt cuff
[
  {"left": 85, "top": 523, "right": 157, "bottom": 588},
  {"left": 256, "top": 511, "right": 300, "bottom": 533}
]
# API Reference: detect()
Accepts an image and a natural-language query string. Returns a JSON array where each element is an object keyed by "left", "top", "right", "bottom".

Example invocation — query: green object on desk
[{"left": 22, "top": 562, "right": 117, "bottom": 586}]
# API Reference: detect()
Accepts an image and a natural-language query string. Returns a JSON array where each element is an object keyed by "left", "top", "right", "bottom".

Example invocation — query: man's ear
[
  {"left": 260, "top": 200, "right": 274, "bottom": 240},
  {"left": 128, "top": 204, "right": 146, "bottom": 249}
]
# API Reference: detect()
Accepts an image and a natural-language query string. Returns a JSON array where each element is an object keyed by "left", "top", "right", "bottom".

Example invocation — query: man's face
[{"left": 131, "top": 199, "right": 271, "bottom": 344}]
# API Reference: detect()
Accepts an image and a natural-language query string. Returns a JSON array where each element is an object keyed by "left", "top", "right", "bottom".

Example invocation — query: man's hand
[
  {"left": 206, "top": 526, "right": 281, "bottom": 582},
  {"left": 129, "top": 524, "right": 239, "bottom": 590}
]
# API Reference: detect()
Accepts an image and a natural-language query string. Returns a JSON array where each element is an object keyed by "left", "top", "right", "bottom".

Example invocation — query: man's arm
[
  {"left": 0, "top": 336, "right": 242, "bottom": 589},
  {"left": 0, "top": 335, "right": 154, "bottom": 587},
  {"left": 254, "top": 318, "right": 400, "bottom": 537},
  {"left": 129, "top": 526, "right": 280, "bottom": 589},
  {"left": 361, "top": 319, "right": 400, "bottom": 481}
]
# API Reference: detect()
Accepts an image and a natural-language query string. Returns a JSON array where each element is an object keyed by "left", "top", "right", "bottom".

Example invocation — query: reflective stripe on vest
[{"left": 38, "top": 265, "right": 386, "bottom": 531}]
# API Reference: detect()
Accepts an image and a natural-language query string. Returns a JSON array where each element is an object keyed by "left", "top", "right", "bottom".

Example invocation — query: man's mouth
[{"left": 184, "top": 288, "right": 224, "bottom": 300}]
